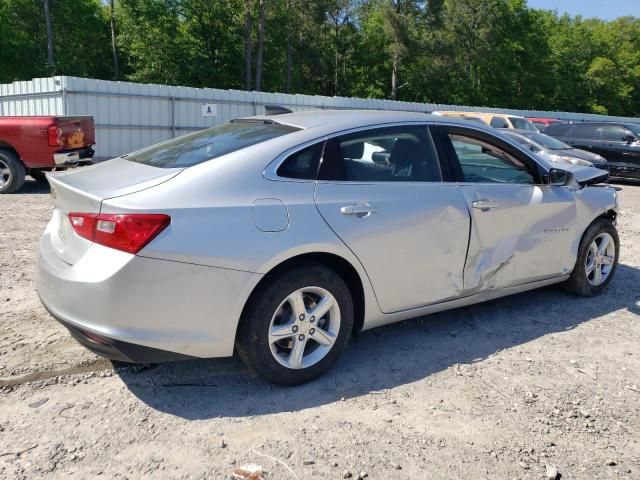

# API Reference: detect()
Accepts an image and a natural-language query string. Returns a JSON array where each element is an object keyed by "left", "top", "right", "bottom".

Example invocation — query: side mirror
[
  {"left": 547, "top": 168, "right": 573, "bottom": 186},
  {"left": 530, "top": 145, "right": 540, "bottom": 153},
  {"left": 623, "top": 134, "right": 636, "bottom": 144}
]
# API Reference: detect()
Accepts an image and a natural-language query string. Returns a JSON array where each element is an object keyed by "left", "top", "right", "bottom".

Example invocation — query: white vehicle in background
[{"left": 433, "top": 111, "right": 538, "bottom": 131}]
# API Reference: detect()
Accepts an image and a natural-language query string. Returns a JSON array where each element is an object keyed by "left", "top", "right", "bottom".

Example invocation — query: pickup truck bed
[{"left": 0, "top": 116, "right": 95, "bottom": 193}]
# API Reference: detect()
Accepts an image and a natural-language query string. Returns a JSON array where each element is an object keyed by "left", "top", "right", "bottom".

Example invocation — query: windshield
[
  {"left": 509, "top": 117, "right": 538, "bottom": 131},
  {"left": 126, "top": 121, "right": 300, "bottom": 168},
  {"left": 526, "top": 133, "right": 571, "bottom": 150}
]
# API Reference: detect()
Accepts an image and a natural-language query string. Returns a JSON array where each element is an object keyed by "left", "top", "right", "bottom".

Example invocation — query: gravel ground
[{"left": 1, "top": 178, "right": 639, "bottom": 480}]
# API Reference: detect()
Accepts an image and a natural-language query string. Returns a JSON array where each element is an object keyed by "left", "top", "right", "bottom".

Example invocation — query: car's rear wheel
[
  {"left": 236, "top": 263, "right": 353, "bottom": 385},
  {"left": 564, "top": 218, "right": 619, "bottom": 296},
  {"left": 0, "top": 149, "right": 26, "bottom": 194}
]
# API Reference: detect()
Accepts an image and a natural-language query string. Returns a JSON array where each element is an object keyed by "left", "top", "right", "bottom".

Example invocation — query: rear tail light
[
  {"left": 48, "top": 125, "right": 62, "bottom": 146},
  {"left": 67, "top": 213, "right": 170, "bottom": 254}
]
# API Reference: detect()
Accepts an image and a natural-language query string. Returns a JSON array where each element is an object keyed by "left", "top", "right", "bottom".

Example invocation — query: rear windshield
[
  {"left": 125, "top": 121, "right": 300, "bottom": 168},
  {"left": 509, "top": 117, "right": 538, "bottom": 131},
  {"left": 544, "top": 124, "right": 571, "bottom": 136}
]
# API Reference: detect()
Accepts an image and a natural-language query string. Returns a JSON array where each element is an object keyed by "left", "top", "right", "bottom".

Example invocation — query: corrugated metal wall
[{"left": 1, "top": 76, "right": 638, "bottom": 159}]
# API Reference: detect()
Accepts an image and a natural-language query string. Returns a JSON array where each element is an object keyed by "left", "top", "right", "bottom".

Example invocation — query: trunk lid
[
  {"left": 46, "top": 158, "right": 182, "bottom": 264},
  {"left": 56, "top": 116, "right": 96, "bottom": 149}
]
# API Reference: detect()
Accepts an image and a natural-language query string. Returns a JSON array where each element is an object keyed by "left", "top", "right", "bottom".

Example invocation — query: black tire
[
  {"left": 0, "top": 149, "right": 26, "bottom": 194},
  {"left": 563, "top": 218, "right": 619, "bottom": 296},
  {"left": 29, "top": 168, "right": 50, "bottom": 183},
  {"left": 236, "top": 263, "right": 354, "bottom": 386}
]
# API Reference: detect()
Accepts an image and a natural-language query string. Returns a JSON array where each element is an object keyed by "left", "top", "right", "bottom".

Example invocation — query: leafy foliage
[{"left": 1, "top": 0, "right": 639, "bottom": 116}]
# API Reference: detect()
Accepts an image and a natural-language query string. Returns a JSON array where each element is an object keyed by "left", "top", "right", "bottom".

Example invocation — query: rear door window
[
  {"left": 126, "top": 121, "right": 300, "bottom": 168},
  {"left": 567, "top": 123, "right": 600, "bottom": 140},
  {"left": 318, "top": 125, "right": 442, "bottom": 182}
]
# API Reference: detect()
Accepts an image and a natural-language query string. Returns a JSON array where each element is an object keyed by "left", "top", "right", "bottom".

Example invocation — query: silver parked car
[{"left": 38, "top": 110, "right": 620, "bottom": 385}]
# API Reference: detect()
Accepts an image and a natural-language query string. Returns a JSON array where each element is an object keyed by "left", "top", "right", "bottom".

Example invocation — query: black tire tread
[
  {"left": 0, "top": 149, "right": 26, "bottom": 194},
  {"left": 29, "top": 168, "right": 49, "bottom": 183}
]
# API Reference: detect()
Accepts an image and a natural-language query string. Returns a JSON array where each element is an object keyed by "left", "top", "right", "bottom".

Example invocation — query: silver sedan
[{"left": 37, "top": 111, "right": 620, "bottom": 385}]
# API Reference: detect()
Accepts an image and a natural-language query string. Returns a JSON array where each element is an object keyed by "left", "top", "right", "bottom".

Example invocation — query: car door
[
  {"left": 431, "top": 125, "right": 578, "bottom": 293},
  {"left": 598, "top": 124, "right": 640, "bottom": 176},
  {"left": 314, "top": 124, "right": 471, "bottom": 314},
  {"left": 564, "top": 123, "right": 601, "bottom": 154}
]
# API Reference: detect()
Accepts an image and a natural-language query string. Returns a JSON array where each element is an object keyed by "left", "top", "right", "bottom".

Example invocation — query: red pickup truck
[{"left": 0, "top": 116, "right": 95, "bottom": 193}]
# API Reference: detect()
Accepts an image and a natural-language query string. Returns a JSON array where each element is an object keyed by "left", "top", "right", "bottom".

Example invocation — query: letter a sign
[{"left": 201, "top": 104, "right": 217, "bottom": 117}]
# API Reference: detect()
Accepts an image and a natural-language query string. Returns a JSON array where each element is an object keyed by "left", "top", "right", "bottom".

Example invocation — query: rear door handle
[
  {"left": 340, "top": 203, "right": 377, "bottom": 217},
  {"left": 472, "top": 199, "right": 499, "bottom": 211}
]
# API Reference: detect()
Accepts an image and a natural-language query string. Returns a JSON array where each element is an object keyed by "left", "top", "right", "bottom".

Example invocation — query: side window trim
[
  {"left": 429, "top": 125, "right": 463, "bottom": 182},
  {"left": 265, "top": 121, "right": 436, "bottom": 182},
  {"left": 433, "top": 125, "right": 545, "bottom": 185}
]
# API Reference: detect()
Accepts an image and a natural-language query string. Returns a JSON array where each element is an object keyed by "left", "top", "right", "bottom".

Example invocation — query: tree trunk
[
  {"left": 285, "top": 0, "right": 292, "bottom": 93},
  {"left": 43, "top": 0, "right": 55, "bottom": 73},
  {"left": 391, "top": 53, "right": 399, "bottom": 100},
  {"left": 243, "top": 0, "right": 253, "bottom": 90},
  {"left": 109, "top": 0, "right": 120, "bottom": 80},
  {"left": 254, "top": 0, "right": 266, "bottom": 91}
]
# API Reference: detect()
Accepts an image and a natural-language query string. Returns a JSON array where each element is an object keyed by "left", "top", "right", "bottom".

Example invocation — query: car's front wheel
[
  {"left": 236, "top": 263, "right": 353, "bottom": 386},
  {"left": 564, "top": 218, "right": 619, "bottom": 296}
]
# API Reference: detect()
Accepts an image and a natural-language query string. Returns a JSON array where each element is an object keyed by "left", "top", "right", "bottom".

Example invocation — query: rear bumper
[
  {"left": 44, "top": 304, "right": 195, "bottom": 363},
  {"left": 53, "top": 147, "right": 95, "bottom": 166},
  {"left": 37, "top": 230, "right": 262, "bottom": 360}
]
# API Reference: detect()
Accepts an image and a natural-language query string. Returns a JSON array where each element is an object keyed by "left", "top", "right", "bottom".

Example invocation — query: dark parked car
[
  {"left": 544, "top": 122, "right": 640, "bottom": 180},
  {"left": 502, "top": 129, "right": 608, "bottom": 170}
]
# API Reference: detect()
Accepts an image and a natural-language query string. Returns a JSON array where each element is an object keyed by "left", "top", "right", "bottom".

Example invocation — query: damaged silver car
[{"left": 37, "top": 110, "right": 619, "bottom": 385}]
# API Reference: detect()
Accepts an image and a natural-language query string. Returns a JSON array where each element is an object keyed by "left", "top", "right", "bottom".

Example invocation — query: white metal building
[{"left": 0, "top": 76, "right": 638, "bottom": 159}]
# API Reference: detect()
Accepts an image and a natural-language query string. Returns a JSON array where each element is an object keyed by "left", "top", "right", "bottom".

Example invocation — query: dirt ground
[{"left": 1, "top": 179, "right": 639, "bottom": 480}]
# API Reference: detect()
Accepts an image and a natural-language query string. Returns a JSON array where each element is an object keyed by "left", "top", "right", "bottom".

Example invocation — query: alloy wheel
[
  {"left": 268, "top": 286, "right": 341, "bottom": 370},
  {"left": 0, "top": 159, "right": 11, "bottom": 188},
  {"left": 585, "top": 232, "right": 616, "bottom": 286}
]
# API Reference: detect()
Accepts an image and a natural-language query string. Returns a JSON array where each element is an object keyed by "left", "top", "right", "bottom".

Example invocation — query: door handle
[
  {"left": 340, "top": 203, "right": 377, "bottom": 217},
  {"left": 472, "top": 199, "right": 499, "bottom": 211}
]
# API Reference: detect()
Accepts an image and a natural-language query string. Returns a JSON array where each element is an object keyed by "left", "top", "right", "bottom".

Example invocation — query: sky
[{"left": 527, "top": 0, "right": 638, "bottom": 20}]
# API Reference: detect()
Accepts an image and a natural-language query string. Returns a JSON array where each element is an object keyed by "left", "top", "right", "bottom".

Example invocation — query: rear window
[
  {"left": 509, "top": 117, "right": 538, "bottom": 131},
  {"left": 126, "top": 121, "right": 300, "bottom": 168},
  {"left": 490, "top": 117, "right": 509, "bottom": 128},
  {"left": 544, "top": 124, "right": 571, "bottom": 136}
]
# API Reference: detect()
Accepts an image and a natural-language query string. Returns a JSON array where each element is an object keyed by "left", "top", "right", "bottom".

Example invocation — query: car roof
[{"left": 239, "top": 109, "right": 498, "bottom": 131}]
